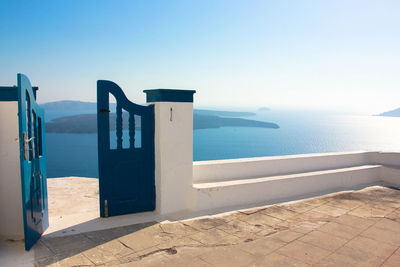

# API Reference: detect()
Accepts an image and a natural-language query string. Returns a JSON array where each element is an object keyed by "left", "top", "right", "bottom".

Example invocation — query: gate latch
[
  {"left": 104, "top": 200, "right": 108, "bottom": 217},
  {"left": 100, "top": 109, "right": 110, "bottom": 114}
]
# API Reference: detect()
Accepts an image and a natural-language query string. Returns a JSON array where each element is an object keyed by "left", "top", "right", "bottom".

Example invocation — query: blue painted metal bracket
[{"left": 143, "top": 89, "right": 196, "bottom": 103}]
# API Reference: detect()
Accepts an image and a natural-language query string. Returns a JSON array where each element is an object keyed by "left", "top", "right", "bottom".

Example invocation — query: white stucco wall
[
  {"left": 0, "top": 101, "right": 24, "bottom": 239},
  {"left": 193, "top": 151, "right": 378, "bottom": 183},
  {"left": 150, "top": 101, "right": 194, "bottom": 215},
  {"left": 189, "top": 151, "right": 400, "bottom": 214}
]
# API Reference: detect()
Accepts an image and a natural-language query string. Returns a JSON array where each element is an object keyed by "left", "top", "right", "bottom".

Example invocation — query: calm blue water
[{"left": 46, "top": 109, "right": 400, "bottom": 178}]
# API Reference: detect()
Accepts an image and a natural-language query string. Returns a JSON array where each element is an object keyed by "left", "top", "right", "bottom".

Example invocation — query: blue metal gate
[
  {"left": 17, "top": 74, "right": 48, "bottom": 250},
  {"left": 97, "top": 80, "right": 155, "bottom": 217}
]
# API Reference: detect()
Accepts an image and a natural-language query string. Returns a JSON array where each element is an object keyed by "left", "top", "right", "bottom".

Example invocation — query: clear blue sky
[{"left": 0, "top": 0, "right": 399, "bottom": 113}]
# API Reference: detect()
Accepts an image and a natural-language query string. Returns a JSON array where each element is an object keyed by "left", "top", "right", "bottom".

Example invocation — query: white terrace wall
[
  {"left": 193, "top": 151, "right": 379, "bottom": 183},
  {"left": 190, "top": 151, "right": 400, "bottom": 214}
]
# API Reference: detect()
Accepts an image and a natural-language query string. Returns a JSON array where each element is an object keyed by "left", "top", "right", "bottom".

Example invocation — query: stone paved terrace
[{"left": 4, "top": 185, "right": 400, "bottom": 266}]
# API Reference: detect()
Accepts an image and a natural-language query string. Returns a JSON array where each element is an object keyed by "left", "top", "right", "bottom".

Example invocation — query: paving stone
[
  {"left": 32, "top": 240, "right": 54, "bottom": 260},
  {"left": 317, "top": 221, "right": 362, "bottom": 240},
  {"left": 123, "top": 222, "right": 157, "bottom": 234},
  {"left": 189, "top": 227, "right": 232, "bottom": 245},
  {"left": 250, "top": 252, "right": 310, "bottom": 267},
  {"left": 198, "top": 245, "right": 255, "bottom": 267},
  {"left": 44, "top": 253, "right": 94, "bottom": 267},
  {"left": 156, "top": 235, "right": 202, "bottom": 250},
  {"left": 298, "top": 210, "right": 333, "bottom": 223},
  {"left": 118, "top": 226, "right": 171, "bottom": 252},
  {"left": 82, "top": 246, "right": 118, "bottom": 265},
  {"left": 182, "top": 217, "right": 228, "bottom": 230},
  {"left": 314, "top": 252, "right": 371, "bottom": 267},
  {"left": 326, "top": 198, "right": 363, "bottom": 210},
  {"left": 118, "top": 252, "right": 140, "bottom": 263},
  {"left": 298, "top": 230, "right": 347, "bottom": 251},
  {"left": 216, "top": 218, "right": 264, "bottom": 235},
  {"left": 373, "top": 218, "right": 400, "bottom": 233},
  {"left": 165, "top": 256, "right": 212, "bottom": 267},
  {"left": 291, "top": 221, "right": 327, "bottom": 234},
  {"left": 253, "top": 226, "right": 278, "bottom": 238},
  {"left": 282, "top": 201, "right": 315, "bottom": 213},
  {"left": 386, "top": 208, "right": 400, "bottom": 222},
  {"left": 40, "top": 234, "right": 95, "bottom": 256},
  {"left": 348, "top": 204, "right": 394, "bottom": 218},
  {"left": 270, "top": 230, "right": 304, "bottom": 243},
  {"left": 237, "top": 236, "right": 287, "bottom": 257},
  {"left": 360, "top": 226, "right": 400, "bottom": 247},
  {"left": 83, "top": 225, "right": 130, "bottom": 244},
  {"left": 120, "top": 253, "right": 170, "bottom": 267},
  {"left": 333, "top": 213, "right": 376, "bottom": 230},
  {"left": 159, "top": 221, "right": 199, "bottom": 237},
  {"left": 301, "top": 197, "right": 328, "bottom": 207},
  {"left": 382, "top": 248, "right": 400, "bottom": 267},
  {"left": 335, "top": 236, "right": 397, "bottom": 263},
  {"left": 172, "top": 246, "right": 215, "bottom": 258},
  {"left": 275, "top": 240, "right": 331, "bottom": 264},
  {"left": 96, "top": 239, "right": 134, "bottom": 257},
  {"left": 310, "top": 204, "right": 349, "bottom": 217},
  {"left": 239, "top": 207, "right": 266, "bottom": 215},
  {"left": 261, "top": 205, "right": 298, "bottom": 220},
  {"left": 238, "top": 212, "right": 283, "bottom": 227}
]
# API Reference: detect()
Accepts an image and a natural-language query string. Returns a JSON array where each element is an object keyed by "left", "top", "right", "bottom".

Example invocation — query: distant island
[
  {"left": 45, "top": 113, "right": 279, "bottom": 133},
  {"left": 194, "top": 109, "right": 255, "bottom": 117},
  {"left": 42, "top": 100, "right": 279, "bottom": 133},
  {"left": 377, "top": 107, "right": 400, "bottom": 117},
  {"left": 41, "top": 101, "right": 256, "bottom": 117},
  {"left": 258, "top": 107, "right": 270, "bottom": 111}
]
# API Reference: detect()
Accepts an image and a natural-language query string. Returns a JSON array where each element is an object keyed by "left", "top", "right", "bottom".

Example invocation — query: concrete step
[{"left": 192, "top": 165, "right": 382, "bottom": 212}]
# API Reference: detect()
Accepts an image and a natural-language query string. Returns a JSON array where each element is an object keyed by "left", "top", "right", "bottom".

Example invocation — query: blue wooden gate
[
  {"left": 97, "top": 80, "right": 155, "bottom": 217},
  {"left": 17, "top": 74, "right": 48, "bottom": 250}
]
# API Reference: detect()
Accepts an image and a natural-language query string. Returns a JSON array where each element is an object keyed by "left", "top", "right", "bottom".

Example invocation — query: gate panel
[
  {"left": 97, "top": 80, "right": 155, "bottom": 217},
  {"left": 17, "top": 74, "right": 48, "bottom": 250}
]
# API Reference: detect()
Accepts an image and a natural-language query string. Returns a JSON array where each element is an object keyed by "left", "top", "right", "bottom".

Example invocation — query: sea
[{"left": 45, "top": 109, "right": 400, "bottom": 178}]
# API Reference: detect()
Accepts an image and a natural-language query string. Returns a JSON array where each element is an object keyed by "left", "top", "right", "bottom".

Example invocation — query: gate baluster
[
  {"left": 116, "top": 103, "right": 123, "bottom": 149},
  {"left": 129, "top": 113, "right": 135, "bottom": 149}
]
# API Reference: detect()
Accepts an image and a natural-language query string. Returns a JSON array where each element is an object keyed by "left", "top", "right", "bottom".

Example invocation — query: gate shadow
[{"left": 34, "top": 219, "right": 158, "bottom": 265}]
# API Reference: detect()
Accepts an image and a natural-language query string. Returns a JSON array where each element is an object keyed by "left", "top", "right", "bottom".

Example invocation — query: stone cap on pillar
[{"left": 143, "top": 89, "right": 196, "bottom": 103}]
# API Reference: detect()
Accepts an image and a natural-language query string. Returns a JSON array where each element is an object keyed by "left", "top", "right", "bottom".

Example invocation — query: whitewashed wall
[
  {"left": 0, "top": 101, "right": 24, "bottom": 239},
  {"left": 188, "top": 151, "right": 400, "bottom": 213},
  {"left": 193, "top": 151, "right": 378, "bottom": 183}
]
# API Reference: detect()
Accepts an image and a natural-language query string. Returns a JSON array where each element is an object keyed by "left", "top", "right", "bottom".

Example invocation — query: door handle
[
  {"left": 23, "top": 132, "right": 28, "bottom": 160},
  {"left": 23, "top": 133, "right": 34, "bottom": 160}
]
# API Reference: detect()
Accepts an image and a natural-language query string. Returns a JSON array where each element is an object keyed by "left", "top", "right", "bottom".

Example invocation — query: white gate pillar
[{"left": 144, "top": 89, "right": 196, "bottom": 215}]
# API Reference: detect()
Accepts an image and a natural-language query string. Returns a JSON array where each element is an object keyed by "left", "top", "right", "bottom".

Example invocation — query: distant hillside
[
  {"left": 41, "top": 100, "right": 114, "bottom": 111},
  {"left": 46, "top": 113, "right": 279, "bottom": 133},
  {"left": 194, "top": 109, "right": 255, "bottom": 117},
  {"left": 41, "top": 101, "right": 255, "bottom": 118},
  {"left": 378, "top": 108, "right": 400, "bottom": 117},
  {"left": 45, "top": 113, "right": 140, "bottom": 133},
  {"left": 43, "top": 100, "right": 279, "bottom": 133},
  {"left": 258, "top": 107, "right": 270, "bottom": 111}
]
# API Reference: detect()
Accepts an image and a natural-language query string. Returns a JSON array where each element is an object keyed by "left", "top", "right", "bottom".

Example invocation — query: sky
[{"left": 0, "top": 0, "right": 399, "bottom": 114}]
